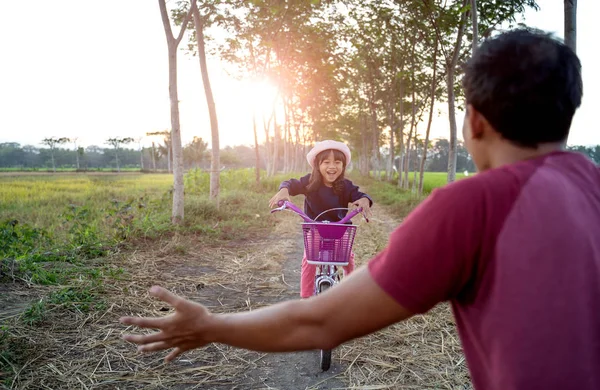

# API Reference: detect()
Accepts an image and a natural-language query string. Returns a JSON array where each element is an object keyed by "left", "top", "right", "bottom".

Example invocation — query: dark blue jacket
[{"left": 279, "top": 174, "right": 373, "bottom": 222}]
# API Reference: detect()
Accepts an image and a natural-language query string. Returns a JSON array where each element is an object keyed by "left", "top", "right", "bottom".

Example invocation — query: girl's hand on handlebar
[
  {"left": 269, "top": 188, "right": 290, "bottom": 209},
  {"left": 352, "top": 197, "right": 372, "bottom": 220}
]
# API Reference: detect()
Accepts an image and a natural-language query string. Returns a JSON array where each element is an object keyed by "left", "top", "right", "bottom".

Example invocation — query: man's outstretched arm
[{"left": 120, "top": 266, "right": 413, "bottom": 362}]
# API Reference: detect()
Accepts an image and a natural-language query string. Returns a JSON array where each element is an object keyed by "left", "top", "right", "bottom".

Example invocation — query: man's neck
[{"left": 489, "top": 142, "right": 565, "bottom": 169}]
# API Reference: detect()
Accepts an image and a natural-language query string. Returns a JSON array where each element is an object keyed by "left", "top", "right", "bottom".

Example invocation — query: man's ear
[{"left": 467, "top": 104, "right": 486, "bottom": 140}]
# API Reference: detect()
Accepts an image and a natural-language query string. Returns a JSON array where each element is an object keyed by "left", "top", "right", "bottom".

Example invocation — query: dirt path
[{"left": 240, "top": 231, "right": 348, "bottom": 390}]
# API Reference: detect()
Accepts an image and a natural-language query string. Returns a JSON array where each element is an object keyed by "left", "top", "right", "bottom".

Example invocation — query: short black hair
[{"left": 462, "top": 28, "right": 583, "bottom": 148}]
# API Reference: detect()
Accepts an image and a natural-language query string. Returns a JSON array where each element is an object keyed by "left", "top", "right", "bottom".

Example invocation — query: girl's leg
[
  {"left": 300, "top": 251, "right": 317, "bottom": 298},
  {"left": 343, "top": 251, "right": 355, "bottom": 277}
]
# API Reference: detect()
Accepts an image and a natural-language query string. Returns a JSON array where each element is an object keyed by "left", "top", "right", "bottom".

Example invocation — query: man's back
[
  {"left": 455, "top": 151, "right": 600, "bottom": 389},
  {"left": 369, "top": 151, "right": 600, "bottom": 390}
]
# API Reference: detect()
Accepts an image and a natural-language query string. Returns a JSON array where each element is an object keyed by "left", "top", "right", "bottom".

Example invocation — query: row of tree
[
  {"left": 3, "top": 140, "right": 596, "bottom": 172},
  {"left": 0, "top": 137, "right": 208, "bottom": 172},
  {"left": 156, "top": 0, "right": 577, "bottom": 224}
]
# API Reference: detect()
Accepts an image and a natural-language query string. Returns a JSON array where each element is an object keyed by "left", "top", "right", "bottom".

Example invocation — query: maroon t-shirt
[{"left": 369, "top": 151, "right": 600, "bottom": 390}]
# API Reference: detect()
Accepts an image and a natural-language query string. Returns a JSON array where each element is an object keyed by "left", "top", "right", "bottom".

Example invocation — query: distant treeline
[{"left": 0, "top": 140, "right": 597, "bottom": 172}]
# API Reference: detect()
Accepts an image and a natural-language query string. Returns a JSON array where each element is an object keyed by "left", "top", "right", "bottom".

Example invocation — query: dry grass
[{"left": 1, "top": 219, "right": 299, "bottom": 389}]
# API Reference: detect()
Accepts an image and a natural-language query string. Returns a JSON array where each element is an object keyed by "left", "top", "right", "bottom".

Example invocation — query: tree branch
[
  {"left": 176, "top": 0, "right": 198, "bottom": 46},
  {"left": 421, "top": 0, "right": 451, "bottom": 63},
  {"left": 158, "top": 0, "right": 175, "bottom": 42},
  {"left": 449, "top": 0, "right": 469, "bottom": 68}
]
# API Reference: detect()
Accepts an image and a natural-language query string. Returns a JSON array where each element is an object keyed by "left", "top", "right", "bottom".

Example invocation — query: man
[{"left": 120, "top": 29, "right": 599, "bottom": 390}]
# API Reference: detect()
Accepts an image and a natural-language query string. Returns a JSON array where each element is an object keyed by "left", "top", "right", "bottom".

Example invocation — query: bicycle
[{"left": 270, "top": 200, "right": 367, "bottom": 371}]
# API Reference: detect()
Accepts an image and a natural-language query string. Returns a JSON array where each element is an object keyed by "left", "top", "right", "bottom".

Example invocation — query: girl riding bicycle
[{"left": 269, "top": 140, "right": 373, "bottom": 298}]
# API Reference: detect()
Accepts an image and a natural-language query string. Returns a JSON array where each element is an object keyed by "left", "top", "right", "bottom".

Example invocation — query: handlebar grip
[{"left": 337, "top": 207, "right": 364, "bottom": 224}]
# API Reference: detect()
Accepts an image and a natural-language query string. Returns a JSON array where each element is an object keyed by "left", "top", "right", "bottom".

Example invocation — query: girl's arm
[
  {"left": 279, "top": 174, "right": 310, "bottom": 196},
  {"left": 346, "top": 180, "right": 373, "bottom": 206}
]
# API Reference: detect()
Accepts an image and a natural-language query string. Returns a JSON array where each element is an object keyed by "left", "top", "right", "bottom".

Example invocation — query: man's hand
[
  {"left": 352, "top": 197, "right": 372, "bottom": 221},
  {"left": 120, "top": 286, "right": 214, "bottom": 362},
  {"left": 269, "top": 188, "right": 290, "bottom": 209}
]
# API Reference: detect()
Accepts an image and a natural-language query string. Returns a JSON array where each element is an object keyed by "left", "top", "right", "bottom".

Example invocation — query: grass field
[
  {"left": 0, "top": 168, "right": 458, "bottom": 289},
  {"left": 1, "top": 170, "right": 458, "bottom": 231},
  {"left": 0, "top": 167, "right": 143, "bottom": 173}
]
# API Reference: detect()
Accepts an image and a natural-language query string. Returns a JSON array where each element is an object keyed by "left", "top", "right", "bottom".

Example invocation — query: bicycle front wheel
[{"left": 318, "top": 282, "right": 332, "bottom": 371}]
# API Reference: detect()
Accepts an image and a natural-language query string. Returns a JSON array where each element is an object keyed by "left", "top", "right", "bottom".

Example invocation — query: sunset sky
[{"left": 0, "top": 0, "right": 597, "bottom": 149}]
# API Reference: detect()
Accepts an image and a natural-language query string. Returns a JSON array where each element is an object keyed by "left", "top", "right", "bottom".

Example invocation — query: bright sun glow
[{"left": 240, "top": 79, "right": 281, "bottom": 120}]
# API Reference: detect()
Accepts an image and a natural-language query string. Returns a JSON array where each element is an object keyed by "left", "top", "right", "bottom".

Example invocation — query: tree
[
  {"left": 191, "top": 1, "right": 221, "bottom": 208},
  {"left": 147, "top": 130, "right": 172, "bottom": 172},
  {"left": 158, "top": 0, "right": 196, "bottom": 224},
  {"left": 183, "top": 136, "right": 208, "bottom": 168},
  {"left": 471, "top": 0, "right": 479, "bottom": 53},
  {"left": 135, "top": 137, "right": 144, "bottom": 170},
  {"left": 41, "top": 137, "right": 69, "bottom": 172},
  {"left": 69, "top": 137, "right": 81, "bottom": 170},
  {"left": 77, "top": 146, "right": 85, "bottom": 170},
  {"left": 423, "top": 0, "right": 539, "bottom": 183},
  {"left": 564, "top": 0, "right": 576, "bottom": 52},
  {"left": 106, "top": 137, "right": 134, "bottom": 172},
  {"left": 419, "top": 34, "right": 441, "bottom": 195}
]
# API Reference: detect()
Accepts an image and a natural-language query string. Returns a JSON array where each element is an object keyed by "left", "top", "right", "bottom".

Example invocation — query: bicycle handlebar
[
  {"left": 270, "top": 200, "right": 313, "bottom": 222},
  {"left": 270, "top": 200, "right": 367, "bottom": 224}
]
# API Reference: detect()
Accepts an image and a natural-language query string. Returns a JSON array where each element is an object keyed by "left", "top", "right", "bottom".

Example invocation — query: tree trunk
[
  {"left": 370, "top": 100, "right": 379, "bottom": 180},
  {"left": 397, "top": 80, "right": 405, "bottom": 188},
  {"left": 419, "top": 37, "right": 439, "bottom": 196},
  {"left": 74, "top": 142, "right": 80, "bottom": 170},
  {"left": 51, "top": 149, "right": 56, "bottom": 173},
  {"left": 388, "top": 113, "right": 395, "bottom": 182},
  {"left": 192, "top": 4, "right": 220, "bottom": 208},
  {"left": 115, "top": 147, "right": 121, "bottom": 173},
  {"left": 403, "top": 117, "right": 414, "bottom": 189},
  {"left": 152, "top": 142, "right": 157, "bottom": 172},
  {"left": 411, "top": 136, "right": 418, "bottom": 193},
  {"left": 263, "top": 114, "right": 272, "bottom": 176},
  {"left": 158, "top": 0, "right": 195, "bottom": 223},
  {"left": 272, "top": 106, "right": 279, "bottom": 176},
  {"left": 403, "top": 42, "right": 417, "bottom": 190},
  {"left": 446, "top": 71, "right": 458, "bottom": 183},
  {"left": 139, "top": 145, "right": 144, "bottom": 171},
  {"left": 446, "top": 0, "right": 468, "bottom": 183},
  {"left": 564, "top": 0, "right": 577, "bottom": 52},
  {"left": 471, "top": 0, "right": 479, "bottom": 54},
  {"left": 293, "top": 110, "right": 301, "bottom": 172},
  {"left": 167, "top": 141, "right": 172, "bottom": 173},
  {"left": 253, "top": 111, "right": 260, "bottom": 183},
  {"left": 283, "top": 98, "right": 290, "bottom": 173}
]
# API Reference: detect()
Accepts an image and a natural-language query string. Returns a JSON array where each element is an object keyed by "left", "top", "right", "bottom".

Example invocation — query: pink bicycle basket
[{"left": 302, "top": 222, "right": 357, "bottom": 264}]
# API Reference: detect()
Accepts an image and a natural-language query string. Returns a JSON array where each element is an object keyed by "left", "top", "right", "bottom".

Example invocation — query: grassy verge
[{"left": 347, "top": 171, "right": 466, "bottom": 218}]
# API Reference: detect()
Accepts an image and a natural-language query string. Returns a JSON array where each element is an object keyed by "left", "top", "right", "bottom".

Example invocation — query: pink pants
[{"left": 300, "top": 251, "right": 355, "bottom": 298}]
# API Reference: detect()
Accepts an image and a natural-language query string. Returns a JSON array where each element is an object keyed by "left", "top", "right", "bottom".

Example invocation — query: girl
[{"left": 269, "top": 140, "right": 373, "bottom": 298}]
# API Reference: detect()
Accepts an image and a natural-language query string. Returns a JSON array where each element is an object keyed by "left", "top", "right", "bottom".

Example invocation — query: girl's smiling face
[{"left": 318, "top": 150, "right": 344, "bottom": 186}]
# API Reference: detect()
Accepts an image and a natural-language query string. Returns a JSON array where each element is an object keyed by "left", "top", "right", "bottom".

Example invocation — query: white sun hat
[{"left": 306, "top": 140, "right": 351, "bottom": 168}]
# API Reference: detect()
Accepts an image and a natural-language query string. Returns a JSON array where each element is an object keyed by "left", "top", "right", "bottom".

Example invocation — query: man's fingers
[
  {"left": 122, "top": 330, "right": 171, "bottom": 345},
  {"left": 149, "top": 286, "right": 185, "bottom": 309},
  {"left": 138, "top": 341, "right": 174, "bottom": 353},
  {"left": 165, "top": 347, "right": 185, "bottom": 363},
  {"left": 120, "top": 315, "right": 166, "bottom": 330}
]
